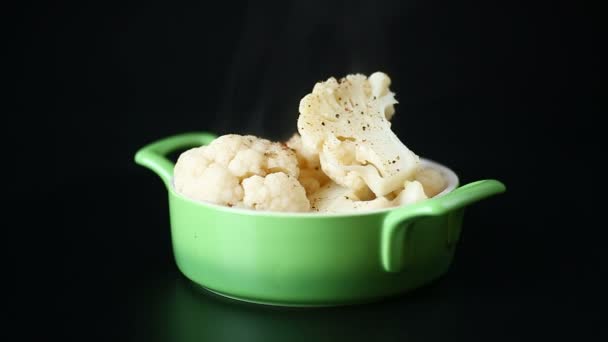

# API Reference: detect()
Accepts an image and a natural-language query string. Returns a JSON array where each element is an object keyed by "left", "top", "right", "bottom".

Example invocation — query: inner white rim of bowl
[{"left": 170, "top": 158, "right": 459, "bottom": 217}]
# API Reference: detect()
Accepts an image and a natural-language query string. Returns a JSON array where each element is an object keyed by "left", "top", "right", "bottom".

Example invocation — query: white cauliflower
[
  {"left": 319, "top": 135, "right": 373, "bottom": 199},
  {"left": 242, "top": 172, "right": 310, "bottom": 212},
  {"left": 298, "top": 72, "right": 420, "bottom": 197},
  {"left": 286, "top": 133, "right": 330, "bottom": 195},
  {"left": 309, "top": 180, "right": 427, "bottom": 213},
  {"left": 174, "top": 134, "right": 306, "bottom": 211},
  {"left": 286, "top": 133, "right": 320, "bottom": 168},
  {"left": 297, "top": 168, "right": 330, "bottom": 196},
  {"left": 393, "top": 180, "right": 428, "bottom": 206},
  {"left": 308, "top": 181, "right": 390, "bottom": 213},
  {"left": 170, "top": 73, "right": 440, "bottom": 214},
  {"left": 415, "top": 167, "right": 447, "bottom": 197}
]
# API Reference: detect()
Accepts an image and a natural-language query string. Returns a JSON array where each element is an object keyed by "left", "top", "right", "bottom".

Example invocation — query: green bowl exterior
[{"left": 168, "top": 190, "right": 462, "bottom": 306}]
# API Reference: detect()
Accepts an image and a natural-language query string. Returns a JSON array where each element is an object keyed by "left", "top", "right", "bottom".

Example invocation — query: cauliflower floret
[
  {"left": 369, "top": 72, "right": 397, "bottom": 120},
  {"left": 173, "top": 151, "right": 244, "bottom": 206},
  {"left": 298, "top": 72, "right": 419, "bottom": 197},
  {"left": 225, "top": 136, "right": 299, "bottom": 177},
  {"left": 308, "top": 181, "right": 383, "bottom": 212},
  {"left": 297, "top": 168, "right": 330, "bottom": 196},
  {"left": 415, "top": 167, "right": 447, "bottom": 197},
  {"left": 286, "top": 133, "right": 320, "bottom": 169},
  {"left": 174, "top": 134, "right": 300, "bottom": 208},
  {"left": 310, "top": 180, "right": 427, "bottom": 213},
  {"left": 286, "top": 133, "right": 330, "bottom": 195},
  {"left": 309, "top": 181, "right": 391, "bottom": 213},
  {"left": 393, "top": 180, "right": 428, "bottom": 206},
  {"left": 319, "top": 135, "right": 372, "bottom": 197},
  {"left": 242, "top": 172, "right": 310, "bottom": 212}
]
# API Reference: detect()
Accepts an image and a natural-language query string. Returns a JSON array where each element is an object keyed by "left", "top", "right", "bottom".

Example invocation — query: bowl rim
[{"left": 169, "top": 158, "right": 459, "bottom": 218}]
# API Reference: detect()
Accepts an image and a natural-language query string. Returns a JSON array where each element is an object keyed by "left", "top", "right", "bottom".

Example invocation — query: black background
[{"left": 12, "top": 0, "right": 602, "bottom": 340}]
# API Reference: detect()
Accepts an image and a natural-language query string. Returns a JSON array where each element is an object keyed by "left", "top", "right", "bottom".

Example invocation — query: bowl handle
[
  {"left": 381, "top": 179, "right": 506, "bottom": 273},
  {"left": 134, "top": 132, "right": 217, "bottom": 188}
]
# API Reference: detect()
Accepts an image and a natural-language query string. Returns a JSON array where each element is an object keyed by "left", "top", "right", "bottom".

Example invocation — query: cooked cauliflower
[
  {"left": 415, "top": 167, "right": 447, "bottom": 197},
  {"left": 286, "top": 133, "right": 330, "bottom": 195},
  {"left": 242, "top": 172, "right": 310, "bottom": 212},
  {"left": 173, "top": 149, "right": 243, "bottom": 206},
  {"left": 174, "top": 134, "right": 302, "bottom": 210},
  {"left": 309, "top": 181, "right": 390, "bottom": 213},
  {"left": 393, "top": 180, "right": 428, "bottom": 206},
  {"left": 297, "top": 168, "right": 330, "bottom": 196},
  {"left": 172, "top": 72, "right": 444, "bottom": 213},
  {"left": 298, "top": 72, "right": 420, "bottom": 197},
  {"left": 319, "top": 135, "right": 373, "bottom": 198},
  {"left": 309, "top": 180, "right": 427, "bottom": 213},
  {"left": 286, "top": 133, "right": 320, "bottom": 168}
]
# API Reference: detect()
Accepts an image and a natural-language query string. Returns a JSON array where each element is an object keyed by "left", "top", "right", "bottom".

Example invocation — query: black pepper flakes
[
  {"left": 335, "top": 114, "right": 340, "bottom": 118},
  {"left": 321, "top": 122, "right": 325, "bottom": 126},
  {"left": 360, "top": 111, "right": 364, "bottom": 115},
  {"left": 362, "top": 126, "right": 366, "bottom": 131},
  {"left": 347, "top": 120, "right": 351, "bottom": 124}
]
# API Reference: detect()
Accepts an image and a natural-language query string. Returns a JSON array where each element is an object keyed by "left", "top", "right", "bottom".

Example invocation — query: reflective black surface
[{"left": 58, "top": 254, "right": 597, "bottom": 341}]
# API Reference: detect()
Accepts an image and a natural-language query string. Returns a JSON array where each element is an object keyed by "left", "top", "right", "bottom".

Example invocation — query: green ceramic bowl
[{"left": 135, "top": 132, "right": 505, "bottom": 306}]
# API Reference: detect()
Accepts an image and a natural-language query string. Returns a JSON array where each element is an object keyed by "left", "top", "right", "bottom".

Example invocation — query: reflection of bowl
[
  {"left": 166, "top": 276, "right": 446, "bottom": 342},
  {"left": 135, "top": 132, "right": 505, "bottom": 306}
]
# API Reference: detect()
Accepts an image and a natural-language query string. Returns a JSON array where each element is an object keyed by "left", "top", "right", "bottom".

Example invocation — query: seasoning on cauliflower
[
  {"left": 174, "top": 134, "right": 303, "bottom": 210},
  {"left": 242, "top": 172, "right": 310, "bottom": 212},
  {"left": 298, "top": 72, "right": 420, "bottom": 197},
  {"left": 286, "top": 133, "right": 330, "bottom": 195}
]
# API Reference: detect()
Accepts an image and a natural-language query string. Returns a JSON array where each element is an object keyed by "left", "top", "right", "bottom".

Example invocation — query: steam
[{"left": 216, "top": 0, "right": 401, "bottom": 140}]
